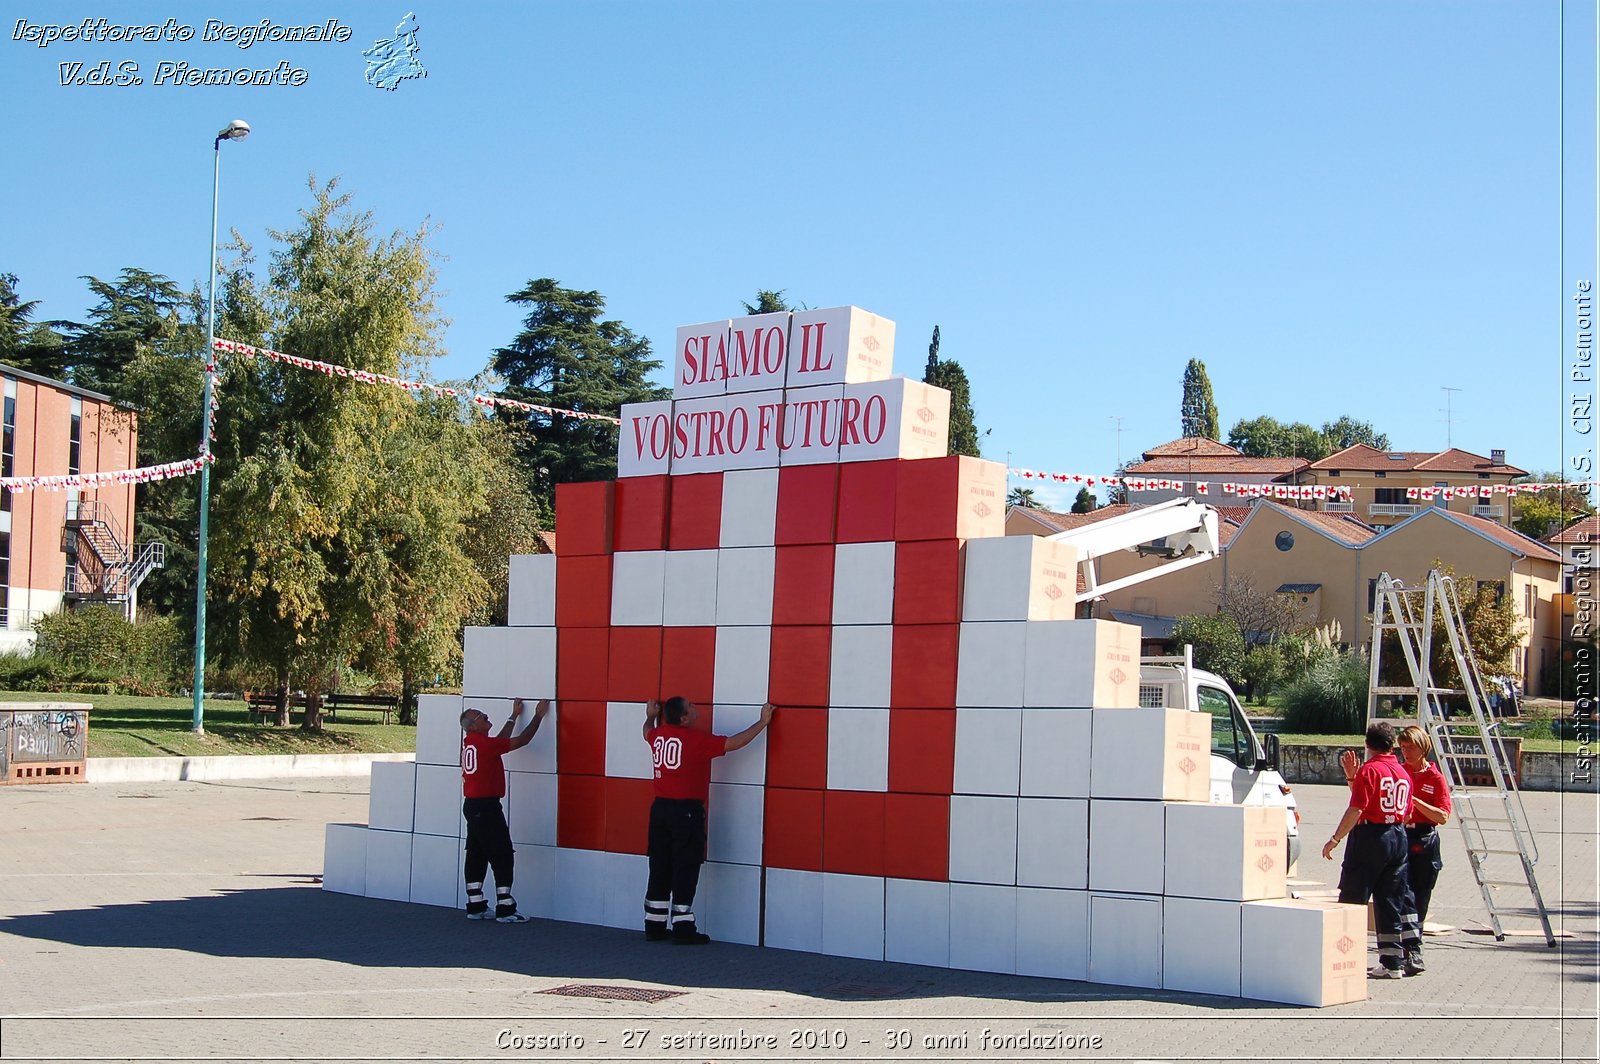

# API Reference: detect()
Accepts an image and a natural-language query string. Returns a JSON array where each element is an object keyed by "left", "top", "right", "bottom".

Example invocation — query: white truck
[{"left": 1045, "top": 497, "right": 1302, "bottom": 870}]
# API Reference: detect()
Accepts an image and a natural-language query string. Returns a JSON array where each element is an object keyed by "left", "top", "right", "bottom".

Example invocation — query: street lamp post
[{"left": 192, "top": 119, "right": 249, "bottom": 734}]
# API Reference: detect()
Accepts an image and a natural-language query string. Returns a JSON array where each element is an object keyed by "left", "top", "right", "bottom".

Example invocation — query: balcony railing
[
  {"left": 1470, "top": 504, "right": 1505, "bottom": 519},
  {"left": 1368, "top": 503, "right": 1422, "bottom": 518},
  {"left": 1321, "top": 501, "right": 1354, "bottom": 513}
]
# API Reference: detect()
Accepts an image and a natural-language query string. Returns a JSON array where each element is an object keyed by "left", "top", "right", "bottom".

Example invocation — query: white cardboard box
[
  {"left": 825, "top": 706, "right": 890, "bottom": 792},
  {"left": 764, "top": 868, "right": 824, "bottom": 953},
  {"left": 837, "top": 377, "right": 950, "bottom": 464},
  {"left": 828, "top": 626, "right": 893, "bottom": 708},
  {"left": 720, "top": 468, "right": 779, "bottom": 546},
  {"left": 363, "top": 829, "right": 413, "bottom": 903},
  {"left": 322, "top": 823, "right": 367, "bottom": 896},
  {"left": 1019, "top": 708, "right": 1093, "bottom": 798},
  {"left": 953, "top": 707, "right": 1022, "bottom": 795},
  {"left": 821, "top": 873, "right": 886, "bottom": 961},
  {"left": 1015, "top": 887, "right": 1090, "bottom": 980},
  {"left": 506, "top": 770, "right": 558, "bottom": 848},
  {"left": 415, "top": 693, "right": 463, "bottom": 767},
  {"left": 409, "top": 831, "right": 460, "bottom": 908},
  {"left": 604, "top": 702, "right": 653, "bottom": 779},
  {"left": 610, "top": 550, "right": 666, "bottom": 626},
  {"left": 1088, "top": 892, "right": 1163, "bottom": 989},
  {"left": 1239, "top": 898, "right": 1368, "bottom": 1007},
  {"left": 962, "top": 535, "right": 1080, "bottom": 622},
  {"left": 954, "top": 623, "right": 1027, "bottom": 707},
  {"left": 707, "top": 781, "right": 764, "bottom": 865},
  {"left": 1162, "top": 896, "right": 1243, "bottom": 997},
  {"left": 725, "top": 313, "right": 792, "bottom": 395},
  {"left": 500, "top": 843, "right": 557, "bottom": 919},
  {"left": 720, "top": 389, "right": 788, "bottom": 470},
  {"left": 709, "top": 704, "right": 768, "bottom": 784},
  {"left": 1089, "top": 708, "right": 1211, "bottom": 803},
  {"left": 507, "top": 553, "right": 557, "bottom": 626},
  {"left": 1023, "top": 619, "right": 1141, "bottom": 709},
  {"left": 553, "top": 847, "right": 609, "bottom": 926},
  {"left": 462, "top": 696, "right": 556, "bottom": 774},
  {"left": 1016, "top": 797, "right": 1089, "bottom": 889},
  {"left": 1165, "top": 804, "right": 1287, "bottom": 902},
  {"left": 1087, "top": 799, "right": 1166, "bottom": 894},
  {"left": 948, "top": 795, "right": 1018, "bottom": 885},
  {"left": 670, "top": 394, "right": 730, "bottom": 476},
  {"left": 368, "top": 761, "right": 416, "bottom": 833},
  {"left": 697, "top": 861, "right": 762, "bottom": 945},
  {"left": 785, "top": 306, "right": 895, "bottom": 388},
  {"left": 832, "top": 542, "right": 895, "bottom": 624},
  {"left": 884, "top": 878, "right": 951, "bottom": 968},
  {"left": 778, "top": 383, "right": 846, "bottom": 466},
  {"left": 949, "top": 882, "right": 1016, "bottom": 974},
  {"left": 662, "top": 549, "right": 719, "bottom": 626},
  {"left": 413, "top": 763, "right": 465, "bottom": 839},
  {"left": 601, "top": 852, "right": 650, "bottom": 930},
  {"left": 462, "top": 626, "right": 557, "bottom": 699},
  {"left": 617, "top": 399, "right": 674, "bottom": 478},
  {"left": 715, "top": 547, "right": 776, "bottom": 627},
  {"left": 713, "top": 627, "right": 772, "bottom": 706},
  {"left": 674, "top": 319, "right": 731, "bottom": 399}
]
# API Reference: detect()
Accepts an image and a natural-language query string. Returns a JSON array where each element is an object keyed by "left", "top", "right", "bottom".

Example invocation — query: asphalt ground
[{"left": 0, "top": 776, "right": 1594, "bottom": 1064}]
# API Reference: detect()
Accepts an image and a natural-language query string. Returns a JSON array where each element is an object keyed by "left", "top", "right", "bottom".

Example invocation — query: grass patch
[{"left": 0, "top": 690, "right": 417, "bottom": 758}]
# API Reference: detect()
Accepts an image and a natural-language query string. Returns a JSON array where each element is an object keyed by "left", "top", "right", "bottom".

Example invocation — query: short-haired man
[
  {"left": 643, "top": 697, "right": 775, "bottom": 944},
  {"left": 461, "top": 698, "right": 550, "bottom": 923},
  {"left": 1323, "top": 721, "right": 1413, "bottom": 977}
]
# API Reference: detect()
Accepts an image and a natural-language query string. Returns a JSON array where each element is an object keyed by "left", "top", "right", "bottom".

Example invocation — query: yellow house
[
  {"left": 1294, "top": 444, "right": 1525, "bottom": 530},
  {"left": 1005, "top": 498, "right": 1563, "bottom": 695}
]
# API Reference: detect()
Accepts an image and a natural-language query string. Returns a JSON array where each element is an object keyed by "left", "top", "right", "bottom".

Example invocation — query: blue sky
[{"left": 4, "top": 1, "right": 1593, "bottom": 508}]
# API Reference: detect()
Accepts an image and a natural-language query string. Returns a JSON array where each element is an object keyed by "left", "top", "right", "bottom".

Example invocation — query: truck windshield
[{"left": 1200, "top": 685, "right": 1252, "bottom": 769}]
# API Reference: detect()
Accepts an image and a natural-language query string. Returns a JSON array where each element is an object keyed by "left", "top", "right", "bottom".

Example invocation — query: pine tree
[
  {"left": 742, "top": 289, "right": 792, "bottom": 314},
  {"left": 923, "top": 325, "right": 983, "bottom": 457},
  {"left": 1181, "top": 358, "right": 1220, "bottom": 440},
  {"left": 1072, "top": 487, "right": 1096, "bottom": 514}
]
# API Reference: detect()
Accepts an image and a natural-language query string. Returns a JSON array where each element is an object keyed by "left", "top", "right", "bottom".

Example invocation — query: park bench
[
  {"left": 245, "top": 692, "right": 305, "bottom": 724},
  {"left": 322, "top": 692, "right": 400, "bottom": 724}
]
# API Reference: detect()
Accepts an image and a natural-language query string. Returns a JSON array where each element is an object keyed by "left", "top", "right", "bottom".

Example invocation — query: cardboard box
[
  {"left": 1016, "top": 887, "right": 1090, "bottom": 981},
  {"left": 506, "top": 553, "right": 556, "bottom": 626},
  {"left": 772, "top": 544, "right": 835, "bottom": 625},
  {"left": 765, "top": 706, "right": 829, "bottom": 790},
  {"left": 408, "top": 831, "right": 459, "bottom": 908},
  {"left": 1162, "top": 896, "right": 1243, "bottom": 997},
  {"left": 505, "top": 770, "right": 557, "bottom": 848},
  {"left": 828, "top": 626, "right": 893, "bottom": 709},
  {"left": 889, "top": 624, "right": 959, "bottom": 708},
  {"left": 610, "top": 550, "right": 666, "bottom": 626},
  {"left": 778, "top": 383, "right": 846, "bottom": 466},
  {"left": 368, "top": 760, "right": 416, "bottom": 833},
  {"left": 954, "top": 623, "right": 1027, "bottom": 707},
  {"left": 414, "top": 693, "right": 463, "bottom": 767},
  {"left": 1165, "top": 804, "right": 1287, "bottom": 902},
  {"left": 715, "top": 547, "right": 776, "bottom": 626},
  {"left": 363, "top": 829, "right": 413, "bottom": 902},
  {"left": 658, "top": 626, "right": 716, "bottom": 705},
  {"left": 725, "top": 312, "right": 792, "bottom": 395},
  {"left": 460, "top": 696, "right": 554, "bottom": 774},
  {"left": 555, "top": 628, "right": 609, "bottom": 702},
  {"left": 412, "top": 763, "right": 464, "bottom": 839},
  {"left": 462, "top": 626, "right": 556, "bottom": 698},
  {"left": 1239, "top": 898, "right": 1369, "bottom": 1007},
  {"left": 720, "top": 467, "right": 780, "bottom": 546},
  {"left": 953, "top": 707, "right": 1022, "bottom": 795},
  {"left": 554, "top": 555, "right": 612, "bottom": 628},
  {"left": 604, "top": 701, "right": 654, "bottom": 779},
  {"left": 1089, "top": 708, "right": 1211, "bottom": 803},
  {"left": 706, "top": 781, "right": 765, "bottom": 865},
  {"left": 1016, "top": 797, "right": 1089, "bottom": 889},
  {"left": 1087, "top": 799, "right": 1166, "bottom": 894},
  {"left": 885, "top": 878, "right": 950, "bottom": 967},
  {"left": 606, "top": 628, "right": 662, "bottom": 703},
  {"left": 948, "top": 795, "right": 1018, "bottom": 885},
  {"left": 720, "top": 389, "right": 789, "bottom": 469},
  {"left": 674, "top": 319, "right": 731, "bottom": 399},
  {"left": 502, "top": 843, "right": 557, "bottom": 919},
  {"left": 1023, "top": 619, "right": 1141, "bottom": 709},
  {"left": 763, "top": 787, "right": 824, "bottom": 871},
  {"left": 822, "top": 872, "right": 886, "bottom": 960},
  {"left": 949, "top": 882, "right": 1016, "bottom": 974},
  {"left": 764, "top": 867, "right": 825, "bottom": 953},
  {"left": 887, "top": 707, "right": 955, "bottom": 794},
  {"left": 825, "top": 706, "right": 890, "bottom": 792},
  {"left": 1019, "top": 708, "right": 1093, "bottom": 798},
  {"left": 895, "top": 455, "right": 1007, "bottom": 542},
  {"left": 893, "top": 539, "right": 965, "bottom": 624},
  {"left": 785, "top": 306, "right": 896, "bottom": 388},
  {"left": 774, "top": 464, "right": 839, "bottom": 544},
  {"left": 712, "top": 627, "right": 771, "bottom": 705},
  {"left": 884, "top": 793, "right": 950, "bottom": 881},
  {"left": 662, "top": 549, "right": 719, "bottom": 627},
  {"left": 617, "top": 400, "right": 673, "bottom": 478},
  {"left": 832, "top": 541, "right": 895, "bottom": 624},
  {"left": 554, "top": 481, "right": 613, "bottom": 554},
  {"left": 709, "top": 704, "right": 768, "bottom": 785},
  {"left": 556, "top": 775, "right": 607, "bottom": 852},
  {"left": 600, "top": 851, "right": 649, "bottom": 929},
  {"left": 554, "top": 699, "right": 605, "bottom": 776},
  {"left": 603, "top": 776, "right": 654, "bottom": 855},
  {"left": 322, "top": 824, "right": 366, "bottom": 896},
  {"left": 667, "top": 473, "right": 723, "bottom": 550},
  {"left": 1089, "top": 892, "right": 1163, "bottom": 989},
  {"left": 697, "top": 860, "right": 762, "bottom": 945},
  {"left": 835, "top": 459, "right": 898, "bottom": 542},
  {"left": 838, "top": 377, "right": 951, "bottom": 464},
  {"left": 962, "top": 535, "right": 1080, "bottom": 622},
  {"left": 669, "top": 394, "right": 730, "bottom": 475},
  {"left": 823, "top": 790, "right": 886, "bottom": 876},
  {"left": 553, "top": 846, "right": 608, "bottom": 925},
  {"left": 612, "top": 474, "right": 670, "bottom": 551},
  {"left": 768, "top": 625, "right": 832, "bottom": 708}
]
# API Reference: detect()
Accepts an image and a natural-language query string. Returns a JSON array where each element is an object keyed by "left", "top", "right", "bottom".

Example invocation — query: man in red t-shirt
[
  {"left": 642, "top": 697, "right": 775, "bottom": 944},
  {"left": 1395, "top": 723, "right": 1452, "bottom": 974},
  {"left": 1323, "top": 720, "right": 1413, "bottom": 977},
  {"left": 461, "top": 697, "right": 550, "bottom": 923}
]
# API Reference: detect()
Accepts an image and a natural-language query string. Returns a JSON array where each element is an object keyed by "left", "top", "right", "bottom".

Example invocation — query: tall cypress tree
[
  {"left": 923, "top": 325, "right": 983, "bottom": 457},
  {"left": 1180, "top": 358, "right": 1220, "bottom": 440}
]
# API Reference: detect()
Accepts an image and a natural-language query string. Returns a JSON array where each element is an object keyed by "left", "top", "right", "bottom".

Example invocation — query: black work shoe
[
  {"left": 671, "top": 922, "right": 711, "bottom": 945},
  {"left": 1404, "top": 951, "right": 1426, "bottom": 976},
  {"left": 644, "top": 923, "right": 670, "bottom": 942}
]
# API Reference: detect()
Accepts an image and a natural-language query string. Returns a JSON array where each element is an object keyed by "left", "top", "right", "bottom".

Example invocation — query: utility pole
[
  {"left": 1109, "top": 415, "right": 1125, "bottom": 470},
  {"left": 1440, "top": 386, "right": 1461, "bottom": 449}
]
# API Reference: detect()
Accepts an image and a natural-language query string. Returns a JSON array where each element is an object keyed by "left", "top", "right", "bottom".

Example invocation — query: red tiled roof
[
  {"left": 1126, "top": 455, "right": 1308, "bottom": 476},
  {"left": 1141, "top": 437, "right": 1241, "bottom": 458},
  {"left": 1009, "top": 502, "right": 1240, "bottom": 546},
  {"left": 1447, "top": 512, "right": 1563, "bottom": 562},
  {"left": 1547, "top": 515, "right": 1600, "bottom": 546},
  {"left": 1264, "top": 501, "right": 1381, "bottom": 546},
  {"left": 534, "top": 531, "right": 557, "bottom": 554},
  {"left": 1309, "top": 444, "right": 1525, "bottom": 476}
]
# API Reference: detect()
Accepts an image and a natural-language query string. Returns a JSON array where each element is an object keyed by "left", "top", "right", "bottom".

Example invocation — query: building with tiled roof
[
  {"left": 1292, "top": 445, "right": 1526, "bottom": 530},
  {"left": 1543, "top": 514, "right": 1599, "bottom": 592},
  {"left": 1123, "top": 437, "right": 1308, "bottom": 505}
]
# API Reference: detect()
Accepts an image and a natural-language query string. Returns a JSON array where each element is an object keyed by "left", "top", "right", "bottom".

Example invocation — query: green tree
[
  {"left": 461, "top": 416, "right": 548, "bottom": 628},
  {"left": 1238, "top": 643, "right": 1286, "bottom": 705},
  {"left": 923, "top": 325, "right": 983, "bottom": 457},
  {"left": 1180, "top": 358, "right": 1219, "bottom": 440},
  {"left": 1227, "top": 415, "right": 1330, "bottom": 461},
  {"left": 0, "top": 273, "right": 72, "bottom": 380},
  {"left": 1320, "top": 415, "right": 1390, "bottom": 452},
  {"left": 1171, "top": 613, "right": 1249, "bottom": 688},
  {"left": 492, "top": 280, "right": 667, "bottom": 510},
  {"left": 1007, "top": 487, "right": 1042, "bottom": 509},
  {"left": 1071, "top": 487, "right": 1096, "bottom": 514},
  {"left": 1511, "top": 474, "right": 1594, "bottom": 539},
  {"left": 742, "top": 289, "right": 793, "bottom": 314},
  {"left": 60, "top": 268, "right": 190, "bottom": 394}
]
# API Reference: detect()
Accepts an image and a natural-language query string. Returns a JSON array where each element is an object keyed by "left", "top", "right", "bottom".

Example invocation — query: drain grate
[
  {"left": 818, "top": 981, "right": 909, "bottom": 999},
  {"left": 539, "top": 984, "right": 685, "bottom": 1003}
]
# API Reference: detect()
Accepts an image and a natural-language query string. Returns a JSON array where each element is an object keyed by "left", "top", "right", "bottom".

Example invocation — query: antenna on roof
[{"left": 1440, "top": 386, "right": 1461, "bottom": 448}]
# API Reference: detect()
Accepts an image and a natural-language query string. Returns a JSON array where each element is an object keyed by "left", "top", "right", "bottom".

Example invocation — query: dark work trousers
[
  {"left": 1405, "top": 825, "right": 1444, "bottom": 926},
  {"left": 1338, "top": 822, "right": 1409, "bottom": 970},
  {"left": 462, "top": 796, "right": 515, "bottom": 891},
  {"left": 646, "top": 797, "right": 707, "bottom": 920}
]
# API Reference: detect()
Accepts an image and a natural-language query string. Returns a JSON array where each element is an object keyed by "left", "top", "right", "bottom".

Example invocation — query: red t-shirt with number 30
[
  {"left": 1350, "top": 751, "right": 1412, "bottom": 825},
  {"left": 646, "top": 724, "right": 728, "bottom": 801}
]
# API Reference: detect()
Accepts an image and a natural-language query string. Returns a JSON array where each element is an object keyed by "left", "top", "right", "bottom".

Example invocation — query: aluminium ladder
[{"left": 1366, "top": 571, "right": 1554, "bottom": 945}]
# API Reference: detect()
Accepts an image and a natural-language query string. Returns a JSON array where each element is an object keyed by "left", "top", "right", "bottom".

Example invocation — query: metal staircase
[
  {"left": 61, "top": 500, "right": 166, "bottom": 614},
  {"left": 1367, "top": 571, "right": 1554, "bottom": 945}
]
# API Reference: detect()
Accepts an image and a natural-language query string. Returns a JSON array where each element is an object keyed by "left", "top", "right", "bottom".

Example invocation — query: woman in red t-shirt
[{"left": 1396, "top": 724, "right": 1452, "bottom": 973}]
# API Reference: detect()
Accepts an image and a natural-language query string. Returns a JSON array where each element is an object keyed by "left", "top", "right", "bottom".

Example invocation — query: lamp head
[{"left": 216, "top": 120, "right": 250, "bottom": 143}]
